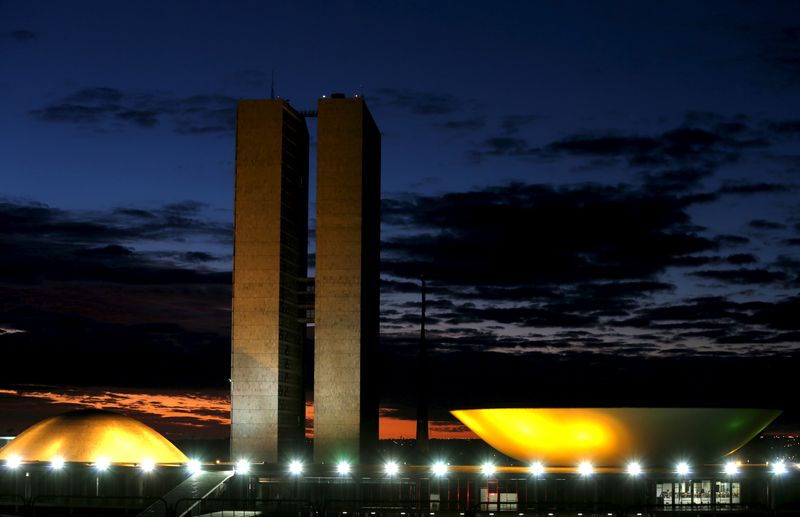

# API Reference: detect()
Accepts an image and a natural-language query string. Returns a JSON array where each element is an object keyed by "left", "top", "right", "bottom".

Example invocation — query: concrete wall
[
  {"left": 231, "top": 100, "right": 308, "bottom": 463},
  {"left": 314, "top": 97, "right": 381, "bottom": 463}
]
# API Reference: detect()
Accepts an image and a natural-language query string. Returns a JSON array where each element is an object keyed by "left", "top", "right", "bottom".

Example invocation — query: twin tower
[{"left": 231, "top": 95, "right": 380, "bottom": 464}]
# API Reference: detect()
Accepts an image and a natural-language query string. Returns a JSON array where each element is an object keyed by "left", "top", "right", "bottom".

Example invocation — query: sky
[{"left": 1, "top": 1, "right": 799, "bottom": 440}]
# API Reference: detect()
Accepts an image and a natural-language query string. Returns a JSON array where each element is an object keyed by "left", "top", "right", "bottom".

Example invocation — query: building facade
[
  {"left": 314, "top": 96, "right": 381, "bottom": 463},
  {"left": 231, "top": 99, "right": 309, "bottom": 463}
]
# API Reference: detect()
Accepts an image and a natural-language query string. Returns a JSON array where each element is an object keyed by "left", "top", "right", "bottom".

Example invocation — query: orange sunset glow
[{"left": 0, "top": 388, "right": 476, "bottom": 440}]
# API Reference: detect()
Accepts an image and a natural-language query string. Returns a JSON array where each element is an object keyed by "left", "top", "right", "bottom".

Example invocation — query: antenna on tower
[
  {"left": 270, "top": 69, "right": 276, "bottom": 100},
  {"left": 416, "top": 274, "right": 430, "bottom": 457}
]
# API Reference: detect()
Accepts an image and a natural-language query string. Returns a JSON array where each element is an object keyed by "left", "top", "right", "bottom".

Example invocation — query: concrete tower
[
  {"left": 314, "top": 96, "right": 381, "bottom": 463},
  {"left": 231, "top": 100, "right": 309, "bottom": 463}
]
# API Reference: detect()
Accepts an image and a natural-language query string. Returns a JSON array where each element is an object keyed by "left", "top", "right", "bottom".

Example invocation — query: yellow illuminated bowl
[
  {"left": 451, "top": 408, "right": 781, "bottom": 467},
  {"left": 0, "top": 409, "right": 188, "bottom": 465}
]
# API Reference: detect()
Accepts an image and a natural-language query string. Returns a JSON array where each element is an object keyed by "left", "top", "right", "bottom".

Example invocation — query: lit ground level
[{"left": 1, "top": 463, "right": 799, "bottom": 516}]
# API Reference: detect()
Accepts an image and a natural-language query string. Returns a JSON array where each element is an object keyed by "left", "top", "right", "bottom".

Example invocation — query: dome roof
[
  {"left": 452, "top": 407, "right": 781, "bottom": 467},
  {"left": 0, "top": 409, "right": 188, "bottom": 465}
]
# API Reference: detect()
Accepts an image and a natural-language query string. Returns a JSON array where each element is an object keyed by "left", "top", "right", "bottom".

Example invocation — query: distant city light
[
  {"left": 676, "top": 462, "right": 690, "bottom": 476},
  {"left": 95, "top": 457, "right": 110, "bottom": 471},
  {"left": 6, "top": 455, "right": 22, "bottom": 469},
  {"left": 187, "top": 459, "right": 202, "bottom": 474},
  {"left": 772, "top": 461, "right": 787, "bottom": 475},
  {"left": 51, "top": 456, "right": 65, "bottom": 470},
  {"left": 724, "top": 461, "right": 738, "bottom": 476},
  {"left": 384, "top": 461, "right": 399, "bottom": 476},
  {"left": 578, "top": 461, "right": 593, "bottom": 476},
  {"left": 626, "top": 461, "right": 642, "bottom": 476},
  {"left": 289, "top": 459, "right": 304, "bottom": 476},
  {"left": 432, "top": 461, "right": 448, "bottom": 477},
  {"left": 530, "top": 462, "right": 545, "bottom": 476},
  {"left": 481, "top": 462, "right": 496, "bottom": 476},
  {"left": 236, "top": 459, "right": 250, "bottom": 475},
  {"left": 337, "top": 461, "right": 351, "bottom": 475},
  {"left": 140, "top": 458, "right": 155, "bottom": 473}
]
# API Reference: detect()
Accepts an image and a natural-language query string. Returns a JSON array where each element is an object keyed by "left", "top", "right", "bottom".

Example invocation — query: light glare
[
  {"left": 51, "top": 456, "right": 65, "bottom": 470},
  {"left": 6, "top": 455, "right": 22, "bottom": 469},
  {"left": 236, "top": 459, "right": 250, "bottom": 474},
  {"left": 187, "top": 459, "right": 202, "bottom": 474},
  {"left": 627, "top": 461, "right": 642, "bottom": 476},
  {"left": 772, "top": 461, "right": 787, "bottom": 475},
  {"left": 481, "top": 462, "right": 496, "bottom": 476},
  {"left": 530, "top": 462, "right": 545, "bottom": 476},
  {"left": 384, "top": 461, "right": 399, "bottom": 476},
  {"left": 432, "top": 461, "right": 448, "bottom": 476},
  {"left": 724, "top": 461, "right": 738, "bottom": 476},
  {"left": 578, "top": 461, "right": 593, "bottom": 476},
  {"left": 140, "top": 458, "right": 155, "bottom": 473},
  {"left": 95, "top": 457, "right": 110, "bottom": 471},
  {"left": 337, "top": 461, "right": 351, "bottom": 475},
  {"left": 676, "top": 461, "right": 690, "bottom": 475},
  {"left": 289, "top": 460, "right": 303, "bottom": 476}
]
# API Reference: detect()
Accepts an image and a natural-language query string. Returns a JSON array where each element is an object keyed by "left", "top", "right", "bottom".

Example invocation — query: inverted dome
[
  {"left": 452, "top": 408, "right": 781, "bottom": 467},
  {"left": 0, "top": 409, "right": 188, "bottom": 465}
]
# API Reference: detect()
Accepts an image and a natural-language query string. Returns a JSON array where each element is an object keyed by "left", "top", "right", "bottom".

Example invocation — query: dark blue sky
[{"left": 1, "top": 1, "right": 799, "bottom": 431}]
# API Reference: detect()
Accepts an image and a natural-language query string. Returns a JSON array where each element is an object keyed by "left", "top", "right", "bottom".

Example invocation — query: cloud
[
  {"left": 748, "top": 219, "right": 787, "bottom": 230},
  {"left": 500, "top": 114, "right": 539, "bottom": 135},
  {"left": 690, "top": 268, "right": 788, "bottom": 284},
  {"left": 30, "top": 87, "right": 237, "bottom": 134},
  {"left": 382, "top": 182, "right": 715, "bottom": 287},
  {"left": 371, "top": 88, "right": 469, "bottom": 115},
  {"left": 0, "top": 198, "right": 233, "bottom": 387},
  {"left": 470, "top": 113, "right": 780, "bottom": 169},
  {"left": 435, "top": 117, "right": 486, "bottom": 130},
  {"left": 7, "top": 30, "right": 36, "bottom": 41}
]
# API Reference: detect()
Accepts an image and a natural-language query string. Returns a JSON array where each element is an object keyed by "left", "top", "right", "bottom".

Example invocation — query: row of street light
[{"left": 3, "top": 455, "right": 791, "bottom": 477}]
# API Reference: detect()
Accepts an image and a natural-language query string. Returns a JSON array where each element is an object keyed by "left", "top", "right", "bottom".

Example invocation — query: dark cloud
[
  {"left": 371, "top": 88, "right": 466, "bottom": 116},
  {"left": 0, "top": 199, "right": 233, "bottom": 387},
  {"left": 756, "top": 25, "right": 800, "bottom": 83},
  {"left": 767, "top": 119, "right": 800, "bottom": 135},
  {"left": 748, "top": 219, "right": 787, "bottom": 230},
  {"left": 7, "top": 30, "right": 36, "bottom": 41},
  {"left": 641, "top": 168, "right": 712, "bottom": 193},
  {"left": 471, "top": 114, "right": 781, "bottom": 169},
  {"left": 718, "top": 182, "right": 794, "bottom": 195},
  {"left": 0, "top": 199, "right": 231, "bottom": 285},
  {"left": 500, "top": 115, "right": 539, "bottom": 135},
  {"left": 435, "top": 117, "right": 486, "bottom": 130},
  {"left": 725, "top": 253, "right": 758, "bottom": 265},
  {"left": 382, "top": 182, "right": 715, "bottom": 286},
  {"left": 30, "top": 87, "right": 237, "bottom": 134},
  {"left": 715, "top": 234, "right": 750, "bottom": 246},
  {"left": 690, "top": 268, "right": 787, "bottom": 284}
]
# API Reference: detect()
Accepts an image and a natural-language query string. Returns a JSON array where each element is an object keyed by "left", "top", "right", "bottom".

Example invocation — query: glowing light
[
  {"left": 337, "top": 461, "right": 351, "bottom": 475},
  {"left": 530, "top": 462, "right": 545, "bottom": 476},
  {"left": 51, "top": 456, "right": 65, "bottom": 470},
  {"left": 140, "top": 458, "right": 155, "bottom": 473},
  {"left": 384, "top": 461, "right": 399, "bottom": 476},
  {"left": 724, "top": 461, "right": 738, "bottom": 476},
  {"left": 432, "top": 461, "right": 448, "bottom": 476},
  {"left": 481, "top": 462, "right": 496, "bottom": 476},
  {"left": 578, "top": 461, "right": 593, "bottom": 476},
  {"left": 627, "top": 461, "right": 642, "bottom": 476},
  {"left": 450, "top": 408, "right": 781, "bottom": 466},
  {"left": 236, "top": 459, "right": 250, "bottom": 474},
  {"left": 0, "top": 410, "right": 188, "bottom": 465},
  {"left": 95, "top": 457, "right": 110, "bottom": 471},
  {"left": 187, "top": 459, "right": 202, "bottom": 474},
  {"left": 772, "top": 461, "right": 787, "bottom": 475},
  {"left": 289, "top": 459, "right": 303, "bottom": 476},
  {"left": 6, "top": 455, "right": 22, "bottom": 469},
  {"left": 676, "top": 461, "right": 690, "bottom": 476}
]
